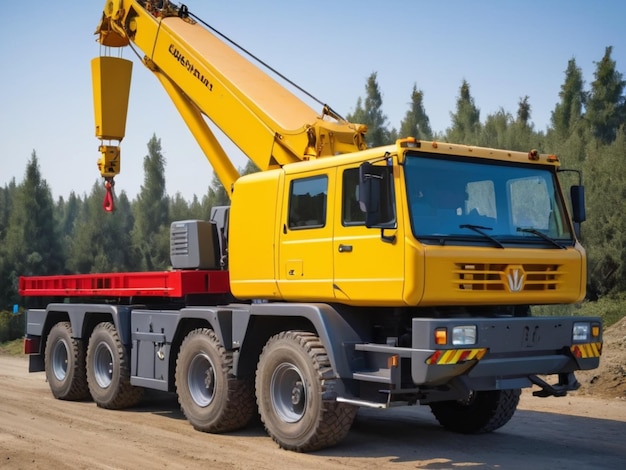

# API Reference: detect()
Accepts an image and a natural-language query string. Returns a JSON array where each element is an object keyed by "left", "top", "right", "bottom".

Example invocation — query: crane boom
[{"left": 93, "top": 0, "right": 366, "bottom": 196}]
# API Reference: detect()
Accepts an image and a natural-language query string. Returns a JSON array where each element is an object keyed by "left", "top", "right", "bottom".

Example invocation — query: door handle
[{"left": 338, "top": 244, "right": 353, "bottom": 253}]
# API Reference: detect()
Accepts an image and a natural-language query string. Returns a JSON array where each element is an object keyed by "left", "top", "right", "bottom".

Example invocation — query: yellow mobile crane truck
[{"left": 20, "top": 0, "right": 602, "bottom": 452}]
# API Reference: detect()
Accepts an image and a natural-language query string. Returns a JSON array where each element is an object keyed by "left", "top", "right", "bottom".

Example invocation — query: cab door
[
  {"left": 277, "top": 169, "right": 335, "bottom": 301},
  {"left": 333, "top": 165, "right": 404, "bottom": 305}
]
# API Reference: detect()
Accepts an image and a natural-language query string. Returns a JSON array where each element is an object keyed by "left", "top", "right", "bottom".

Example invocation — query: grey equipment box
[{"left": 170, "top": 220, "right": 219, "bottom": 269}]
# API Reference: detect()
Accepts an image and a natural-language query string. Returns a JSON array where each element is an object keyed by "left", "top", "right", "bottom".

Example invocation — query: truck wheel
[
  {"left": 44, "top": 322, "right": 89, "bottom": 401},
  {"left": 175, "top": 328, "right": 255, "bottom": 433},
  {"left": 430, "top": 388, "right": 521, "bottom": 434},
  {"left": 86, "top": 322, "right": 143, "bottom": 409},
  {"left": 255, "top": 331, "right": 356, "bottom": 452}
]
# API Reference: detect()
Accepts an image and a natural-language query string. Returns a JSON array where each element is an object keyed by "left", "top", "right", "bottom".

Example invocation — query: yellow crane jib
[{"left": 91, "top": 0, "right": 367, "bottom": 211}]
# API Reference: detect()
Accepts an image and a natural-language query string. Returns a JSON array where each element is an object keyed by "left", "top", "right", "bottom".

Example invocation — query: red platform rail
[{"left": 19, "top": 270, "right": 230, "bottom": 298}]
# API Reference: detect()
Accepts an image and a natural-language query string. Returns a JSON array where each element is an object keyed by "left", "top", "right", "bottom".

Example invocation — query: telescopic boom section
[{"left": 93, "top": 0, "right": 367, "bottom": 198}]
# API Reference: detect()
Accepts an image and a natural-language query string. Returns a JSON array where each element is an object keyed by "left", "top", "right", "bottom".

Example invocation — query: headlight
[
  {"left": 452, "top": 325, "right": 477, "bottom": 345},
  {"left": 572, "top": 322, "right": 590, "bottom": 342}
]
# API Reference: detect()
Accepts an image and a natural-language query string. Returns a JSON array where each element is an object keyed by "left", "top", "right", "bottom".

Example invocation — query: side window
[
  {"left": 288, "top": 175, "right": 328, "bottom": 229},
  {"left": 342, "top": 168, "right": 366, "bottom": 225}
]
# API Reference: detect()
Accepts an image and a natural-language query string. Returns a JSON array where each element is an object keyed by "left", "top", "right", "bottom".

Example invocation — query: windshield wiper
[
  {"left": 459, "top": 224, "right": 505, "bottom": 249},
  {"left": 516, "top": 227, "right": 566, "bottom": 249}
]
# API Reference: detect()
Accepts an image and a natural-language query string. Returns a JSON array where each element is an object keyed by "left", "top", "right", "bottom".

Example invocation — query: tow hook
[{"left": 529, "top": 373, "right": 581, "bottom": 397}]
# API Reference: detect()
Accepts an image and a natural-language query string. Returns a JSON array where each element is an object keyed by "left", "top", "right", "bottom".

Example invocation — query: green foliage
[
  {"left": 0, "top": 311, "right": 24, "bottom": 343},
  {"left": 346, "top": 72, "right": 391, "bottom": 147},
  {"left": 399, "top": 85, "right": 433, "bottom": 140},
  {"left": 586, "top": 47, "right": 626, "bottom": 144},
  {"left": 551, "top": 58, "right": 585, "bottom": 139},
  {"left": 582, "top": 129, "right": 626, "bottom": 298},
  {"left": 533, "top": 293, "right": 626, "bottom": 329},
  {"left": 447, "top": 80, "right": 481, "bottom": 145},
  {"left": 132, "top": 135, "right": 171, "bottom": 271},
  {"left": 1, "top": 153, "right": 63, "bottom": 305}
]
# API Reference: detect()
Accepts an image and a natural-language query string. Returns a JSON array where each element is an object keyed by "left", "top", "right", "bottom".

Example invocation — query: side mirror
[
  {"left": 570, "top": 185, "right": 586, "bottom": 223},
  {"left": 358, "top": 162, "right": 396, "bottom": 229}
]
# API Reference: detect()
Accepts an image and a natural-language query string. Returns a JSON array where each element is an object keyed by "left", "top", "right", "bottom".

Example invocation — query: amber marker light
[
  {"left": 547, "top": 154, "right": 559, "bottom": 162},
  {"left": 388, "top": 355, "right": 399, "bottom": 368},
  {"left": 528, "top": 149, "right": 539, "bottom": 160},
  {"left": 592, "top": 324, "right": 601, "bottom": 338},
  {"left": 435, "top": 328, "right": 447, "bottom": 345}
]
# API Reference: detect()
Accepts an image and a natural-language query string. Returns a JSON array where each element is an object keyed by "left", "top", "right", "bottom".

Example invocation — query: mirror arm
[{"left": 380, "top": 229, "right": 396, "bottom": 244}]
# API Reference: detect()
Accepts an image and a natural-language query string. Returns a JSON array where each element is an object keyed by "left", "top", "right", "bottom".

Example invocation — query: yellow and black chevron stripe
[
  {"left": 426, "top": 348, "right": 488, "bottom": 365},
  {"left": 571, "top": 342, "right": 602, "bottom": 359}
]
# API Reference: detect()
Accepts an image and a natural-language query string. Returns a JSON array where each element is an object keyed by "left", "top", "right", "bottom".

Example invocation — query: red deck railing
[{"left": 19, "top": 270, "right": 230, "bottom": 298}]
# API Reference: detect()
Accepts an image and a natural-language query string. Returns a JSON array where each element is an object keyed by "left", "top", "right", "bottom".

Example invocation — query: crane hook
[{"left": 103, "top": 178, "right": 115, "bottom": 212}]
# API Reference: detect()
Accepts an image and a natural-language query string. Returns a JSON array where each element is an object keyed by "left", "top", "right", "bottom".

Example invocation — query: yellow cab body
[{"left": 228, "top": 140, "right": 586, "bottom": 308}]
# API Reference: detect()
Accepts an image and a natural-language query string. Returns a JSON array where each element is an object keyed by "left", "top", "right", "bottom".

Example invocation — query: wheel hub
[
  {"left": 270, "top": 363, "right": 306, "bottom": 423},
  {"left": 291, "top": 381, "right": 304, "bottom": 406},
  {"left": 188, "top": 353, "right": 216, "bottom": 408}
]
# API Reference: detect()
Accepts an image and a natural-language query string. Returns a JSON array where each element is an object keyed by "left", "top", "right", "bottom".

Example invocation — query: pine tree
[
  {"left": 447, "top": 80, "right": 481, "bottom": 144},
  {"left": 586, "top": 46, "right": 626, "bottom": 144},
  {"left": 399, "top": 85, "right": 433, "bottom": 140},
  {"left": 2, "top": 152, "right": 63, "bottom": 303},
  {"left": 551, "top": 58, "right": 585, "bottom": 139},
  {"left": 479, "top": 108, "right": 512, "bottom": 149},
  {"left": 583, "top": 128, "right": 626, "bottom": 297},
  {"left": 131, "top": 135, "right": 170, "bottom": 271},
  {"left": 66, "top": 183, "right": 134, "bottom": 273},
  {"left": 346, "top": 72, "right": 390, "bottom": 147}
]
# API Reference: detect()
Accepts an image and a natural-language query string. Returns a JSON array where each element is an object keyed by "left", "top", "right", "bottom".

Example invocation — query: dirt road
[{"left": 1, "top": 355, "right": 625, "bottom": 469}]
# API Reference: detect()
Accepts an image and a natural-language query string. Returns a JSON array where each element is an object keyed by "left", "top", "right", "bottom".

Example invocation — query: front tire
[
  {"left": 430, "top": 388, "right": 521, "bottom": 434},
  {"left": 175, "top": 328, "right": 255, "bottom": 433},
  {"left": 44, "top": 322, "right": 89, "bottom": 401},
  {"left": 255, "top": 331, "right": 356, "bottom": 452},
  {"left": 86, "top": 322, "right": 143, "bottom": 409}
]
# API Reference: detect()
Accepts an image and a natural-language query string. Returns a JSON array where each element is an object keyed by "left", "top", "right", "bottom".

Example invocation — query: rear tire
[
  {"left": 255, "top": 331, "right": 356, "bottom": 452},
  {"left": 86, "top": 322, "right": 143, "bottom": 409},
  {"left": 175, "top": 328, "right": 255, "bottom": 433},
  {"left": 430, "top": 388, "right": 521, "bottom": 434},
  {"left": 44, "top": 322, "right": 89, "bottom": 401}
]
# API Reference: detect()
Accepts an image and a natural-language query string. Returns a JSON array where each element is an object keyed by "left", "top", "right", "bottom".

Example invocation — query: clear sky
[{"left": 1, "top": 1, "right": 625, "bottom": 202}]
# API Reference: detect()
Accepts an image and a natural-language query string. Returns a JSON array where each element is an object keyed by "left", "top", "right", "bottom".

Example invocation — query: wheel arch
[
  {"left": 236, "top": 303, "right": 366, "bottom": 380},
  {"left": 167, "top": 307, "right": 237, "bottom": 389}
]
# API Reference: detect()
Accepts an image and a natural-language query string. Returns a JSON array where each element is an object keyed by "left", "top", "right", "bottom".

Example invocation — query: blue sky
[{"left": 2, "top": 1, "right": 625, "bottom": 202}]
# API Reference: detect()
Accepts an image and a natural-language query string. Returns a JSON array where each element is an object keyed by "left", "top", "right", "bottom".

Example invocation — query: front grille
[{"left": 455, "top": 263, "right": 562, "bottom": 292}]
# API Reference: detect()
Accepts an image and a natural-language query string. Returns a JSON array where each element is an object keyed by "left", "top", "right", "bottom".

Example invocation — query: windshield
[{"left": 405, "top": 152, "right": 573, "bottom": 246}]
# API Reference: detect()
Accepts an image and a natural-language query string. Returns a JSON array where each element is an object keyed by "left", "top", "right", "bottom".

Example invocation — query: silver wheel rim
[
  {"left": 93, "top": 341, "right": 114, "bottom": 389},
  {"left": 188, "top": 353, "right": 216, "bottom": 407},
  {"left": 51, "top": 339, "right": 69, "bottom": 381},
  {"left": 270, "top": 362, "right": 306, "bottom": 423}
]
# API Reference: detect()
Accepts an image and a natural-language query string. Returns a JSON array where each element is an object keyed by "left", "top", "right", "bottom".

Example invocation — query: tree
[
  {"left": 516, "top": 96, "right": 531, "bottom": 127},
  {"left": 67, "top": 183, "right": 134, "bottom": 273},
  {"left": 479, "top": 108, "right": 512, "bottom": 149},
  {"left": 131, "top": 135, "right": 170, "bottom": 271},
  {"left": 399, "top": 85, "right": 433, "bottom": 140},
  {"left": 551, "top": 58, "right": 585, "bottom": 139},
  {"left": 586, "top": 46, "right": 626, "bottom": 144},
  {"left": 205, "top": 160, "right": 260, "bottom": 213},
  {"left": 447, "top": 80, "right": 481, "bottom": 144},
  {"left": 583, "top": 129, "right": 626, "bottom": 297},
  {"left": 2, "top": 152, "right": 63, "bottom": 304},
  {"left": 169, "top": 192, "right": 194, "bottom": 223},
  {"left": 346, "top": 72, "right": 390, "bottom": 147}
]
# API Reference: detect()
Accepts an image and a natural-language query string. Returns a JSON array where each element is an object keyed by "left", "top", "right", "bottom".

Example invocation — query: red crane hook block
[{"left": 103, "top": 179, "right": 115, "bottom": 212}]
